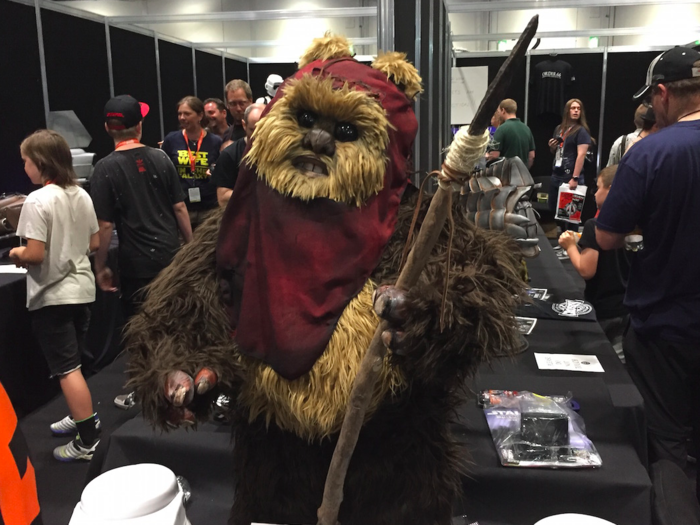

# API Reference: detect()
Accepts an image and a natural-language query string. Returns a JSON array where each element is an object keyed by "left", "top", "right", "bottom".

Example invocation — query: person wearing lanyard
[
  {"left": 161, "top": 96, "right": 222, "bottom": 229},
  {"left": 548, "top": 98, "right": 592, "bottom": 232}
]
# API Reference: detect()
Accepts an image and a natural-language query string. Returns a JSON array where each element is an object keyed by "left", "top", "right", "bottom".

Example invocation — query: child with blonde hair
[{"left": 10, "top": 130, "right": 101, "bottom": 461}]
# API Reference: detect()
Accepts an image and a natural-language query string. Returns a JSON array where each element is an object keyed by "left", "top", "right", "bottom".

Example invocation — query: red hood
[{"left": 216, "top": 57, "right": 418, "bottom": 380}]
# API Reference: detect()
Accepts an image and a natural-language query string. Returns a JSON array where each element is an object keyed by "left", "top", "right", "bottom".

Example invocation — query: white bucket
[{"left": 69, "top": 463, "right": 190, "bottom": 525}]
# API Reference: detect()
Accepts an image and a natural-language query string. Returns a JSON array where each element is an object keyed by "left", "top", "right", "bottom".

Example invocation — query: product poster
[
  {"left": 526, "top": 288, "right": 549, "bottom": 300},
  {"left": 555, "top": 183, "right": 587, "bottom": 224}
]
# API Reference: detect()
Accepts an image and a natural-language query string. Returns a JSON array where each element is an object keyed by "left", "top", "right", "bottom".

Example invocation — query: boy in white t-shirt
[{"left": 10, "top": 130, "right": 101, "bottom": 462}]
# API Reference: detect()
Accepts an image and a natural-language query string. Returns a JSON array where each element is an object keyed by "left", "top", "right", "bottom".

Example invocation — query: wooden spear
[{"left": 316, "top": 15, "right": 539, "bottom": 525}]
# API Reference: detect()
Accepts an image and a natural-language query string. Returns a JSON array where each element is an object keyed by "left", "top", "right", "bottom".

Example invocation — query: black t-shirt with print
[
  {"left": 578, "top": 218, "right": 629, "bottom": 319},
  {"left": 532, "top": 59, "right": 575, "bottom": 116},
  {"left": 161, "top": 130, "right": 222, "bottom": 211},
  {"left": 90, "top": 147, "right": 185, "bottom": 279}
]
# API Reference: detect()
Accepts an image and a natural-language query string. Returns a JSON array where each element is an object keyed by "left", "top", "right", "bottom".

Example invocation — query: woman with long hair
[
  {"left": 548, "top": 98, "right": 592, "bottom": 231},
  {"left": 161, "top": 96, "right": 222, "bottom": 228},
  {"left": 9, "top": 130, "right": 101, "bottom": 461}
]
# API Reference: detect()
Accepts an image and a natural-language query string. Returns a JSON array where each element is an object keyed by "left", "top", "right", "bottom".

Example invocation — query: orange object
[{"left": 0, "top": 382, "right": 41, "bottom": 525}]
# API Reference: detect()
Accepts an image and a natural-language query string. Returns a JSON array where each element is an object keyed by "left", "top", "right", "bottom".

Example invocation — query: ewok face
[{"left": 245, "top": 74, "right": 390, "bottom": 207}]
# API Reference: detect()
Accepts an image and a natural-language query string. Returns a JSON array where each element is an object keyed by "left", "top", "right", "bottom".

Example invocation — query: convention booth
[{"left": 2, "top": 0, "right": 692, "bottom": 522}]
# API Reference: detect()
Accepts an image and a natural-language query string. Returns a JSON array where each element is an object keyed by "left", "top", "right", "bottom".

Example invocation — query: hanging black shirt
[
  {"left": 532, "top": 59, "right": 575, "bottom": 116},
  {"left": 90, "top": 147, "right": 185, "bottom": 280}
]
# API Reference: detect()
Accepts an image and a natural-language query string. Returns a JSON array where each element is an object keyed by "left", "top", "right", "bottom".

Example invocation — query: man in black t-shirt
[
  {"left": 532, "top": 58, "right": 575, "bottom": 116},
  {"left": 91, "top": 95, "right": 193, "bottom": 321},
  {"left": 212, "top": 103, "right": 264, "bottom": 206}
]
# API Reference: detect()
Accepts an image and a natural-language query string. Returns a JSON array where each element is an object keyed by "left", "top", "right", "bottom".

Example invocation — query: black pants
[
  {"left": 120, "top": 276, "right": 154, "bottom": 322},
  {"left": 624, "top": 328, "right": 700, "bottom": 501},
  {"left": 32, "top": 304, "right": 91, "bottom": 378}
]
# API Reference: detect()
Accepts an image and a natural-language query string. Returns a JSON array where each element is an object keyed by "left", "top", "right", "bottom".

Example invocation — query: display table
[
  {"left": 0, "top": 239, "right": 123, "bottom": 417},
  {"left": 88, "top": 228, "right": 652, "bottom": 525}
]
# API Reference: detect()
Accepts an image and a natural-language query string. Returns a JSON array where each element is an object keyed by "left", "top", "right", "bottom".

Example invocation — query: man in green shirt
[{"left": 487, "top": 99, "right": 535, "bottom": 168}]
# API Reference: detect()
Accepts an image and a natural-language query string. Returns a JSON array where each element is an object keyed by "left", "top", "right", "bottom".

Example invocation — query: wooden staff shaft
[{"left": 317, "top": 187, "right": 451, "bottom": 525}]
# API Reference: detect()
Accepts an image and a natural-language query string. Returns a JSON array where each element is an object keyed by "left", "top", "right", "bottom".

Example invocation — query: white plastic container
[{"left": 69, "top": 463, "right": 190, "bottom": 525}]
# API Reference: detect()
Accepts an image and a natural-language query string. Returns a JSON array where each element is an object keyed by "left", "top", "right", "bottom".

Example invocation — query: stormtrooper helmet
[{"left": 264, "top": 74, "right": 284, "bottom": 98}]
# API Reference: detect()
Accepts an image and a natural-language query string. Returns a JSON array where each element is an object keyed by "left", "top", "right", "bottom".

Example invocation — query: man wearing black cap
[
  {"left": 596, "top": 46, "right": 700, "bottom": 502},
  {"left": 91, "top": 95, "right": 193, "bottom": 321}
]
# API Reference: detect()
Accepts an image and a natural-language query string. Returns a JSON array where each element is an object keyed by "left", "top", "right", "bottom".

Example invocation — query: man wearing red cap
[{"left": 91, "top": 95, "right": 193, "bottom": 324}]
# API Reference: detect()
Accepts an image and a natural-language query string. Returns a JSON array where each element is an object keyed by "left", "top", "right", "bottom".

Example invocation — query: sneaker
[
  {"left": 53, "top": 436, "right": 100, "bottom": 462},
  {"left": 50, "top": 415, "right": 101, "bottom": 436},
  {"left": 114, "top": 391, "right": 136, "bottom": 410}
]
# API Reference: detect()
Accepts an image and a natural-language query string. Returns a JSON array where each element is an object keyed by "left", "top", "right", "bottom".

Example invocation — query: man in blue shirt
[{"left": 596, "top": 46, "right": 700, "bottom": 502}]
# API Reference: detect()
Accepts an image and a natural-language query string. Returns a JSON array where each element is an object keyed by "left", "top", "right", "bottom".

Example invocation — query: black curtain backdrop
[
  {"left": 42, "top": 9, "right": 112, "bottom": 162},
  {"left": 602, "top": 51, "right": 659, "bottom": 166},
  {"left": 248, "top": 62, "right": 298, "bottom": 102},
  {"left": 528, "top": 53, "right": 604, "bottom": 181},
  {"left": 159, "top": 39, "right": 194, "bottom": 135},
  {"left": 110, "top": 26, "right": 161, "bottom": 146},
  {"left": 224, "top": 57, "right": 248, "bottom": 85},
  {"left": 195, "top": 50, "right": 224, "bottom": 102},
  {"left": 0, "top": 0, "right": 45, "bottom": 194}
]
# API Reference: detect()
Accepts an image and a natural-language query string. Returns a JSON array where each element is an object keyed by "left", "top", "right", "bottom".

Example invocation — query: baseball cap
[
  {"left": 633, "top": 46, "right": 700, "bottom": 100},
  {"left": 104, "top": 95, "right": 150, "bottom": 129}
]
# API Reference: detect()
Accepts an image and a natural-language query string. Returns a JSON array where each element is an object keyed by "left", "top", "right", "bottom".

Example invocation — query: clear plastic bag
[{"left": 482, "top": 391, "right": 602, "bottom": 468}]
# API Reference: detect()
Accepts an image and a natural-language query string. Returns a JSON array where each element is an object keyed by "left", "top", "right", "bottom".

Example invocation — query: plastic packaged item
[{"left": 482, "top": 391, "right": 602, "bottom": 468}]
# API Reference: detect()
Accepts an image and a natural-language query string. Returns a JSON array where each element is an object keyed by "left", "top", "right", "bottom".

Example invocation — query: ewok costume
[{"left": 127, "top": 35, "right": 525, "bottom": 525}]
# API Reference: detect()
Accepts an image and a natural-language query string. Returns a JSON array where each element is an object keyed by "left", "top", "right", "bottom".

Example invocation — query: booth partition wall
[{"left": 0, "top": 0, "right": 248, "bottom": 194}]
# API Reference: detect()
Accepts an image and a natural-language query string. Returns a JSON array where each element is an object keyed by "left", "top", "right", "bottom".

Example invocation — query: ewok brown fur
[{"left": 126, "top": 187, "right": 524, "bottom": 525}]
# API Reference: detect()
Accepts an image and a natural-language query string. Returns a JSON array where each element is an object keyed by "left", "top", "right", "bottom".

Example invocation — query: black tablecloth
[
  {"left": 0, "top": 272, "right": 57, "bottom": 417},
  {"left": 89, "top": 226, "right": 652, "bottom": 525},
  {"left": 450, "top": 227, "right": 650, "bottom": 524}
]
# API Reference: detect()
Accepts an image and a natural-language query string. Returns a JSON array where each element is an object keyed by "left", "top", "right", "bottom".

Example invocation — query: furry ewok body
[
  {"left": 127, "top": 191, "right": 523, "bottom": 525},
  {"left": 126, "top": 38, "right": 524, "bottom": 525}
]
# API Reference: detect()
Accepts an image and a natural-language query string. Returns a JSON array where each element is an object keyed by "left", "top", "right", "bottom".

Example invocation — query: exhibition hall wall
[{"left": 2, "top": 0, "right": 697, "bottom": 194}]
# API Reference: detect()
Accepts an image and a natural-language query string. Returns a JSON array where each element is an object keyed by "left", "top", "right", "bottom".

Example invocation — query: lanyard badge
[{"left": 183, "top": 130, "right": 204, "bottom": 175}]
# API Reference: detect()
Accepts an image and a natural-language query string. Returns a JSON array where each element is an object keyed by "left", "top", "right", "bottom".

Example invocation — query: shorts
[{"left": 31, "top": 304, "right": 91, "bottom": 378}]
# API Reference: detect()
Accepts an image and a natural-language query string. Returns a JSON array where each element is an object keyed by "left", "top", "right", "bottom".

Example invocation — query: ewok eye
[
  {"left": 297, "top": 110, "right": 317, "bottom": 128},
  {"left": 335, "top": 122, "right": 358, "bottom": 142}
]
